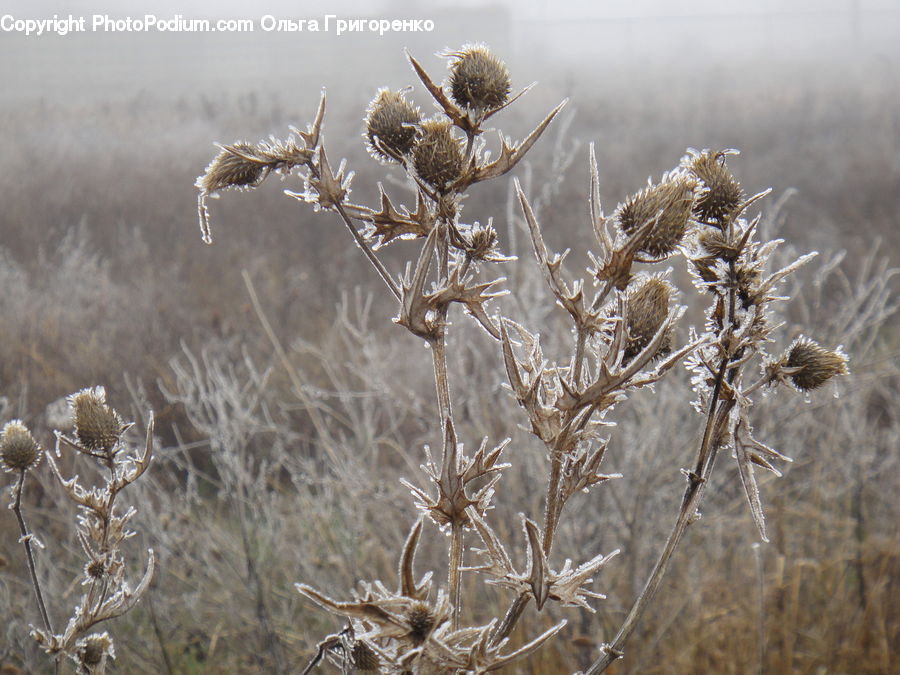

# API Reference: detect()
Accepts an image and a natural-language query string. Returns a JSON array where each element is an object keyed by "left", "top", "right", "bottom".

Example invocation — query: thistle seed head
[
  {"left": 196, "top": 142, "right": 266, "bottom": 196},
  {"left": 617, "top": 176, "right": 696, "bottom": 259},
  {"left": 77, "top": 632, "right": 114, "bottom": 670},
  {"left": 412, "top": 119, "right": 466, "bottom": 191},
  {"left": 688, "top": 150, "right": 743, "bottom": 224},
  {"left": 699, "top": 229, "right": 740, "bottom": 261},
  {"left": 69, "top": 387, "right": 123, "bottom": 455},
  {"left": 349, "top": 640, "right": 380, "bottom": 671},
  {"left": 86, "top": 559, "right": 106, "bottom": 579},
  {"left": 624, "top": 277, "right": 672, "bottom": 362},
  {"left": 406, "top": 601, "right": 436, "bottom": 644},
  {"left": 448, "top": 45, "right": 511, "bottom": 112},
  {"left": 0, "top": 421, "right": 41, "bottom": 472},
  {"left": 365, "top": 89, "right": 421, "bottom": 163},
  {"left": 785, "top": 337, "right": 849, "bottom": 391}
]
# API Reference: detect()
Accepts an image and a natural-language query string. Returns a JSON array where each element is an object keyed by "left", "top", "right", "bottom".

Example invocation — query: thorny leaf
[
  {"left": 733, "top": 415, "right": 793, "bottom": 542},
  {"left": 465, "top": 510, "right": 617, "bottom": 612},
  {"left": 516, "top": 179, "right": 591, "bottom": 326},
  {"left": 291, "top": 88, "right": 327, "bottom": 150},
  {"left": 591, "top": 213, "right": 660, "bottom": 293},
  {"left": 398, "top": 518, "right": 429, "bottom": 599},
  {"left": 560, "top": 440, "right": 622, "bottom": 502},
  {"left": 298, "top": 582, "right": 452, "bottom": 648},
  {"left": 457, "top": 100, "right": 567, "bottom": 190},
  {"left": 407, "top": 51, "right": 470, "bottom": 130},
  {"left": 365, "top": 185, "right": 434, "bottom": 247},
  {"left": 500, "top": 319, "right": 566, "bottom": 443},
  {"left": 293, "top": 147, "right": 353, "bottom": 211},
  {"left": 524, "top": 518, "right": 549, "bottom": 609},
  {"left": 426, "top": 267, "right": 507, "bottom": 339},
  {"left": 402, "top": 419, "right": 510, "bottom": 528},
  {"left": 396, "top": 227, "right": 440, "bottom": 340},
  {"left": 561, "top": 305, "right": 688, "bottom": 412},
  {"left": 440, "top": 617, "right": 568, "bottom": 673}
]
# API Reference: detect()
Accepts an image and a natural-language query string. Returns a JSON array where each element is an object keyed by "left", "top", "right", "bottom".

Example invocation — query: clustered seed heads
[
  {"left": 19, "top": 388, "right": 157, "bottom": 673},
  {"left": 194, "top": 46, "right": 849, "bottom": 674}
]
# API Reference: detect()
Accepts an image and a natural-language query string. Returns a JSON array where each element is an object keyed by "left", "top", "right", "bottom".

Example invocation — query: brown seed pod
[
  {"left": 699, "top": 229, "right": 740, "bottom": 261},
  {"left": 365, "top": 89, "right": 421, "bottom": 163},
  {"left": 196, "top": 142, "right": 267, "bottom": 195},
  {"left": 448, "top": 45, "right": 511, "bottom": 112},
  {"left": 617, "top": 176, "right": 696, "bottom": 259},
  {"left": 406, "top": 601, "right": 437, "bottom": 644},
  {"left": 688, "top": 150, "right": 743, "bottom": 224},
  {"left": 85, "top": 559, "right": 106, "bottom": 580},
  {"left": 78, "top": 633, "right": 113, "bottom": 667},
  {"left": 412, "top": 119, "right": 466, "bottom": 191},
  {"left": 785, "top": 337, "right": 849, "bottom": 391},
  {"left": 623, "top": 277, "right": 672, "bottom": 363},
  {"left": 0, "top": 421, "right": 41, "bottom": 473},
  {"left": 69, "top": 387, "right": 124, "bottom": 455}
]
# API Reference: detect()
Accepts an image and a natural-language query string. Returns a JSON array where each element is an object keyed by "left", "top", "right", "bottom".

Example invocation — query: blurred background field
[{"left": 1, "top": 1, "right": 898, "bottom": 672}]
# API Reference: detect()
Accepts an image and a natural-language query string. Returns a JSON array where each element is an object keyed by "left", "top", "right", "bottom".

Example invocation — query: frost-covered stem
[
  {"left": 543, "top": 404, "right": 595, "bottom": 554},
  {"left": 753, "top": 543, "right": 766, "bottom": 675},
  {"left": 586, "top": 355, "right": 732, "bottom": 674},
  {"left": 449, "top": 519, "right": 464, "bottom": 631},
  {"left": 542, "top": 445, "right": 565, "bottom": 554},
  {"left": 12, "top": 470, "right": 53, "bottom": 635},
  {"left": 430, "top": 336, "right": 452, "bottom": 424},
  {"left": 303, "top": 159, "right": 400, "bottom": 300},
  {"left": 90, "top": 463, "right": 119, "bottom": 616},
  {"left": 490, "top": 592, "right": 531, "bottom": 646},
  {"left": 334, "top": 202, "right": 401, "bottom": 300},
  {"left": 571, "top": 328, "right": 588, "bottom": 388}
]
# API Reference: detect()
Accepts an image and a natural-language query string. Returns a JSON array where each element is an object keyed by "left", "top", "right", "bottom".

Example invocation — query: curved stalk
[{"left": 12, "top": 470, "right": 53, "bottom": 635}]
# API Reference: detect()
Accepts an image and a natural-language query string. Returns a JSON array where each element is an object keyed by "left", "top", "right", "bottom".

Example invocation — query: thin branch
[{"left": 12, "top": 470, "right": 53, "bottom": 635}]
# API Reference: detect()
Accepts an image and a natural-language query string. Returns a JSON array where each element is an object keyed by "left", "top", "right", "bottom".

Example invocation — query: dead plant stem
[{"left": 12, "top": 470, "right": 53, "bottom": 635}]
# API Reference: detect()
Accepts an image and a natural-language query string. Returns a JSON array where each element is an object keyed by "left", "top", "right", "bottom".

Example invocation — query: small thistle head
[
  {"left": 783, "top": 337, "right": 849, "bottom": 391},
  {"left": 195, "top": 142, "right": 267, "bottom": 196},
  {"left": 406, "top": 601, "right": 436, "bottom": 644},
  {"left": 688, "top": 150, "right": 743, "bottom": 224},
  {"left": 624, "top": 277, "right": 672, "bottom": 362},
  {"left": 85, "top": 559, "right": 106, "bottom": 580},
  {"left": 68, "top": 387, "right": 124, "bottom": 456},
  {"left": 617, "top": 176, "right": 696, "bottom": 259},
  {"left": 76, "top": 633, "right": 114, "bottom": 672},
  {"left": 448, "top": 45, "right": 511, "bottom": 112},
  {"left": 412, "top": 119, "right": 466, "bottom": 191},
  {"left": 0, "top": 421, "right": 41, "bottom": 473},
  {"left": 699, "top": 229, "right": 740, "bottom": 261},
  {"left": 365, "top": 89, "right": 421, "bottom": 163},
  {"left": 349, "top": 640, "right": 380, "bottom": 671}
]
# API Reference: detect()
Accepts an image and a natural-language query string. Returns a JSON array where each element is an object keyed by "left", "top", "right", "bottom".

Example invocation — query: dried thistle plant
[
  {"left": 3, "top": 388, "right": 155, "bottom": 674},
  {"left": 195, "top": 45, "right": 848, "bottom": 673}
]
